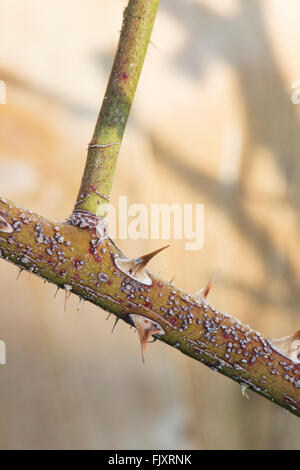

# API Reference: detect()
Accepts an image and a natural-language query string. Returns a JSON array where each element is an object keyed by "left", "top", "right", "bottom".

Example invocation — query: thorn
[
  {"left": 106, "top": 313, "right": 112, "bottom": 320},
  {"left": 241, "top": 384, "right": 250, "bottom": 399},
  {"left": 111, "top": 317, "right": 119, "bottom": 333},
  {"left": 77, "top": 297, "right": 84, "bottom": 311},
  {"left": 64, "top": 285, "right": 72, "bottom": 311},
  {"left": 269, "top": 330, "right": 300, "bottom": 363},
  {"left": 114, "top": 245, "right": 169, "bottom": 286},
  {"left": 202, "top": 272, "right": 219, "bottom": 298},
  {"left": 16, "top": 268, "right": 23, "bottom": 280},
  {"left": 169, "top": 275, "right": 176, "bottom": 283},
  {"left": 194, "top": 271, "right": 220, "bottom": 301},
  {"left": 129, "top": 314, "right": 165, "bottom": 363},
  {"left": 54, "top": 286, "right": 60, "bottom": 299},
  {"left": 138, "top": 245, "right": 169, "bottom": 266},
  {"left": 64, "top": 291, "right": 71, "bottom": 311}
]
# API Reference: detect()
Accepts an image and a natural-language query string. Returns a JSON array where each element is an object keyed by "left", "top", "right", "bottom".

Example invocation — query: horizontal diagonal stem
[{"left": 1, "top": 198, "right": 299, "bottom": 417}]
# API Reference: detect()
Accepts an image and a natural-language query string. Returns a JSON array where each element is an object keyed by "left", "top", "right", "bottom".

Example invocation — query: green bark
[{"left": 75, "top": 0, "right": 160, "bottom": 214}]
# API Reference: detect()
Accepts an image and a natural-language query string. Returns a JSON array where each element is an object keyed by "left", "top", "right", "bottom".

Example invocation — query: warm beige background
[{"left": 0, "top": 0, "right": 299, "bottom": 449}]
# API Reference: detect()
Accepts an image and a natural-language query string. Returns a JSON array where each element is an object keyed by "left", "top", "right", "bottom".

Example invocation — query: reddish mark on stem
[
  {"left": 89, "top": 246, "right": 102, "bottom": 263},
  {"left": 122, "top": 71, "right": 129, "bottom": 80}
]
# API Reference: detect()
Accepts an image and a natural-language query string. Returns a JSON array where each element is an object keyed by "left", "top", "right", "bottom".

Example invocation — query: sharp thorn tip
[
  {"left": 111, "top": 317, "right": 119, "bottom": 333},
  {"left": 16, "top": 268, "right": 23, "bottom": 280}
]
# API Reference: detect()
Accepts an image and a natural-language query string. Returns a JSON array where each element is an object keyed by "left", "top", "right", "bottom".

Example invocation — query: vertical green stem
[{"left": 75, "top": 0, "right": 160, "bottom": 215}]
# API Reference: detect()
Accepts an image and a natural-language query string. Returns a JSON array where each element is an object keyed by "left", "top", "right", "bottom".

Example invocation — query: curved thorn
[
  {"left": 129, "top": 314, "right": 165, "bottom": 363},
  {"left": 114, "top": 245, "right": 169, "bottom": 286},
  {"left": 137, "top": 245, "right": 169, "bottom": 267}
]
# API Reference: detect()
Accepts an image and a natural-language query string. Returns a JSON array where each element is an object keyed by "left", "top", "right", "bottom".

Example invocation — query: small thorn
[
  {"left": 77, "top": 297, "right": 84, "bottom": 311},
  {"left": 64, "top": 285, "right": 72, "bottom": 311},
  {"left": 106, "top": 313, "right": 112, "bottom": 320},
  {"left": 194, "top": 271, "right": 220, "bottom": 301},
  {"left": 129, "top": 314, "right": 165, "bottom": 363},
  {"left": 64, "top": 293, "right": 71, "bottom": 311},
  {"left": 114, "top": 245, "right": 169, "bottom": 286},
  {"left": 64, "top": 292, "right": 71, "bottom": 311},
  {"left": 111, "top": 317, "right": 119, "bottom": 333},
  {"left": 54, "top": 286, "right": 60, "bottom": 299},
  {"left": 16, "top": 268, "right": 23, "bottom": 280},
  {"left": 169, "top": 275, "right": 176, "bottom": 283},
  {"left": 241, "top": 384, "right": 250, "bottom": 399}
]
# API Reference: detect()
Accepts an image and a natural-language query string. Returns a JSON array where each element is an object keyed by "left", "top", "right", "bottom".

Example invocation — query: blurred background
[{"left": 0, "top": 0, "right": 299, "bottom": 449}]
